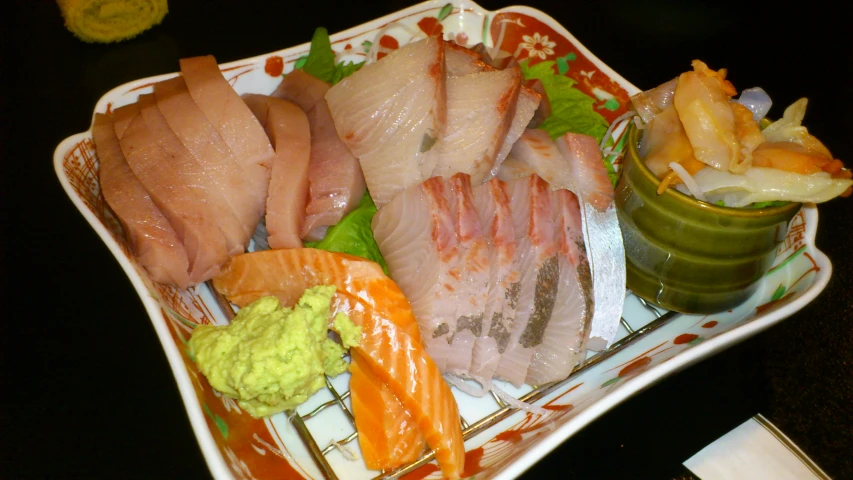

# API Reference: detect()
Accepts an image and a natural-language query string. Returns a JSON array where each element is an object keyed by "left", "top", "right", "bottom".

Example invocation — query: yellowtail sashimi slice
[
  {"left": 325, "top": 36, "right": 446, "bottom": 207},
  {"left": 433, "top": 68, "right": 521, "bottom": 185}
]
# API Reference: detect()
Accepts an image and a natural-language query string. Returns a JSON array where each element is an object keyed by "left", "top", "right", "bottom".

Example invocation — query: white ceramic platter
[{"left": 53, "top": 1, "right": 831, "bottom": 478}]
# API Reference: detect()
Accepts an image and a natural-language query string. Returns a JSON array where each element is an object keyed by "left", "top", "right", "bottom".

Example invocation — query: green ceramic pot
[{"left": 615, "top": 123, "right": 801, "bottom": 314}]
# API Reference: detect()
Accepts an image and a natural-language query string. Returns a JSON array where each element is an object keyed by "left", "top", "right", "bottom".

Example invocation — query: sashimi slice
[
  {"left": 525, "top": 189, "right": 593, "bottom": 386},
  {"left": 504, "top": 128, "right": 575, "bottom": 191},
  {"left": 93, "top": 113, "right": 190, "bottom": 288},
  {"left": 444, "top": 174, "right": 490, "bottom": 376},
  {"left": 137, "top": 92, "right": 248, "bottom": 256},
  {"left": 469, "top": 178, "right": 518, "bottom": 387},
  {"left": 212, "top": 249, "right": 464, "bottom": 478},
  {"left": 372, "top": 177, "right": 459, "bottom": 372},
  {"left": 494, "top": 174, "right": 558, "bottom": 387},
  {"left": 325, "top": 35, "right": 446, "bottom": 206},
  {"left": 111, "top": 102, "right": 138, "bottom": 139},
  {"left": 179, "top": 55, "right": 275, "bottom": 195},
  {"left": 442, "top": 41, "right": 541, "bottom": 172},
  {"left": 273, "top": 70, "right": 366, "bottom": 240},
  {"left": 242, "top": 94, "right": 311, "bottom": 249},
  {"left": 118, "top": 106, "right": 228, "bottom": 283},
  {"left": 554, "top": 132, "right": 615, "bottom": 212},
  {"left": 433, "top": 68, "right": 521, "bottom": 185},
  {"left": 554, "top": 132, "right": 625, "bottom": 350},
  {"left": 154, "top": 76, "right": 262, "bottom": 244},
  {"left": 350, "top": 350, "right": 425, "bottom": 471}
]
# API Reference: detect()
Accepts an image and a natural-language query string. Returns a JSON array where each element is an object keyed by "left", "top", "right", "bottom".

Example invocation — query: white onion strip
[
  {"left": 490, "top": 383, "right": 549, "bottom": 416},
  {"left": 598, "top": 110, "right": 638, "bottom": 152},
  {"left": 668, "top": 162, "right": 706, "bottom": 202}
]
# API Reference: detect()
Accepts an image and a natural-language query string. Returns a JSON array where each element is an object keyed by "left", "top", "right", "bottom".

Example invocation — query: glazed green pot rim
[{"left": 625, "top": 121, "right": 803, "bottom": 218}]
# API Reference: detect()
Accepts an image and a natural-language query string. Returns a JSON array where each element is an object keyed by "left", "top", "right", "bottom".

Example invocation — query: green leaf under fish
[
  {"left": 304, "top": 192, "right": 389, "bottom": 275},
  {"left": 296, "top": 27, "right": 364, "bottom": 85}
]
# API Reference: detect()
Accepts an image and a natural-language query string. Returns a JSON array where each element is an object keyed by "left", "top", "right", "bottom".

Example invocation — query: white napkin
[{"left": 683, "top": 414, "right": 831, "bottom": 480}]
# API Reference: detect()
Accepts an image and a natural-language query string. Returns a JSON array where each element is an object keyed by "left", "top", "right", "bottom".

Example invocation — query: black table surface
[{"left": 3, "top": 1, "right": 851, "bottom": 479}]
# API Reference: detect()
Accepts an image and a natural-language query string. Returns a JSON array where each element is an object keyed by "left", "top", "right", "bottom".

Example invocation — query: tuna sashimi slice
[
  {"left": 137, "top": 92, "right": 248, "bottom": 257},
  {"left": 212, "top": 249, "right": 464, "bottom": 478},
  {"left": 242, "top": 94, "right": 311, "bottom": 249},
  {"left": 469, "top": 178, "right": 518, "bottom": 386},
  {"left": 119, "top": 107, "right": 228, "bottom": 283},
  {"left": 273, "top": 70, "right": 366, "bottom": 240},
  {"left": 179, "top": 55, "right": 275, "bottom": 196},
  {"left": 154, "top": 77, "right": 262, "bottom": 244},
  {"left": 372, "top": 177, "right": 459, "bottom": 373},
  {"left": 93, "top": 113, "right": 190, "bottom": 288},
  {"left": 326, "top": 35, "right": 446, "bottom": 207},
  {"left": 433, "top": 68, "right": 521, "bottom": 185},
  {"left": 525, "top": 189, "right": 593, "bottom": 386},
  {"left": 494, "top": 174, "right": 558, "bottom": 387},
  {"left": 444, "top": 173, "right": 490, "bottom": 376},
  {"left": 111, "top": 102, "right": 139, "bottom": 139}
]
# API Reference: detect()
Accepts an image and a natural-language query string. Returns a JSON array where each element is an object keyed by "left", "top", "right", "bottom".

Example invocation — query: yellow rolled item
[{"left": 57, "top": 0, "right": 168, "bottom": 43}]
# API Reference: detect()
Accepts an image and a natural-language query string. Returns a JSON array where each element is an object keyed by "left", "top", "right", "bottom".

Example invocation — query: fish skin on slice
[
  {"left": 525, "top": 189, "right": 593, "bottom": 386},
  {"left": 468, "top": 178, "right": 518, "bottom": 387},
  {"left": 433, "top": 68, "right": 521, "bottom": 185},
  {"left": 444, "top": 173, "right": 491, "bottom": 376},
  {"left": 273, "top": 70, "right": 366, "bottom": 241},
  {"left": 242, "top": 94, "right": 311, "bottom": 249},
  {"left": 212, "top": 249, "right": 463, "bottom": 478},
  {"left": 511, "top": 129, "right": 624, "bottom": 351},
  {"left": 494, "top": 174, "right": 559, "bottom": 387},
  {"left": 118, "top": 103, "right": 229, "bottom": 283},
  {"left": 372, "top": 176, "right": 459, "bottom": 373},
  {"left": 154, "top": 77, "right": 261, "bottom": 246},
  {"left": 93, "top": 113, "right": 190, "bottom": 288},
  {"left": 325, "top": 35, "right": 446, "bottom": 207},
  {"left": 137, "top": 91, "right": 249, "bottom": 257},
  {"left": 179, "top": 55, "right": 275, "bottom": 197}
]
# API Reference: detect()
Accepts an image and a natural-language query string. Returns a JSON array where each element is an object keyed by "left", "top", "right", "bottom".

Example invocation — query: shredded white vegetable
[
  {"left": 669, "top": 162, "right": 706, "bottom": 202},
  {"left": 599, "top": 110, "right": 638, "bottom": 152},
  {"left": 490, "top": 383, "right": 549, "bottom": 416}
]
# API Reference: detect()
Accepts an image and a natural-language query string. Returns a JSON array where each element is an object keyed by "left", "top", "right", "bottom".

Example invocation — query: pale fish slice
[
  {"left": 325, "top": 36, "right": 446, "bottom": 207},
  {"left": 371, "top": 177, "right": 459, "bottom": 372}
]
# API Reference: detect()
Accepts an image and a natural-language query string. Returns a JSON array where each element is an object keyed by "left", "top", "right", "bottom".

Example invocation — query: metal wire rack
[{"left": 208, "top": 283, "right": 679, "bottom": 480}]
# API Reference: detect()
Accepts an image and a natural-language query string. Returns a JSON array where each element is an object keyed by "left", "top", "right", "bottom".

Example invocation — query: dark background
[{"left": 2, "top": 1, "right": 851, "bottom": 479}]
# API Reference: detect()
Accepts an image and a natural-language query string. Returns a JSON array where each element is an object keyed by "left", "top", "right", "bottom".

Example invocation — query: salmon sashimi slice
[
  {"left": 554, "top": 132, "right": 615, "bottom": 212},
  {"left": 179, "top": 55, "right": 275, "bottom": 195},
  {"left": 442, "top": 41, "right": 541, "bottom": 173},
  {"left": 93, "top": 113, "right": 190, "bottom": 288},
  {"left": 350, "top": 350, "right": 425, "bottom": 471},
  {"left": 495, "top": 174, "right": 558, "bottom": 387},
  {"left": 433, "top": 68, "right": 521, "bottom": 185},
  {"left": 137, "top": 92, "right": 249, "bottom": 257},
  {"left": 154, "top": 77, "right": 262, "bottom": 244},
  {"left": 372, "top": 177, "right": 459, "bottom": 373},
  {"left": 525, "top": 189, "right": 593, "bottom": 386},
  {"left": 119, "top": 107, "right": 229, "bottom": 283},
  {"left": 444, "top": 173, "right": 490, "bottom": 376},
  {"left": 326, "top": 35, "right": 446, "bottom": 207},
  {"left": 212, "top": 249, "right": 464, "bottom": 478},
  {"left": 273, "top": 70, "right": 366, "bottom": 240},
  {"left": 469, "top": 178, "right": 518, "bottom": 386},
  {"left": 242, "top": 94, "right": 311, "bottom": 249},
  {"left": 111, "top": 102, "right": 139, "bottom": 139}
]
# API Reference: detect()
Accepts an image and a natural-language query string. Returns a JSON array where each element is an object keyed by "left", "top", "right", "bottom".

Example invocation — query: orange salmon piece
[{"left": 212, "top": 249, "right": 464, "bottom": 478}]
